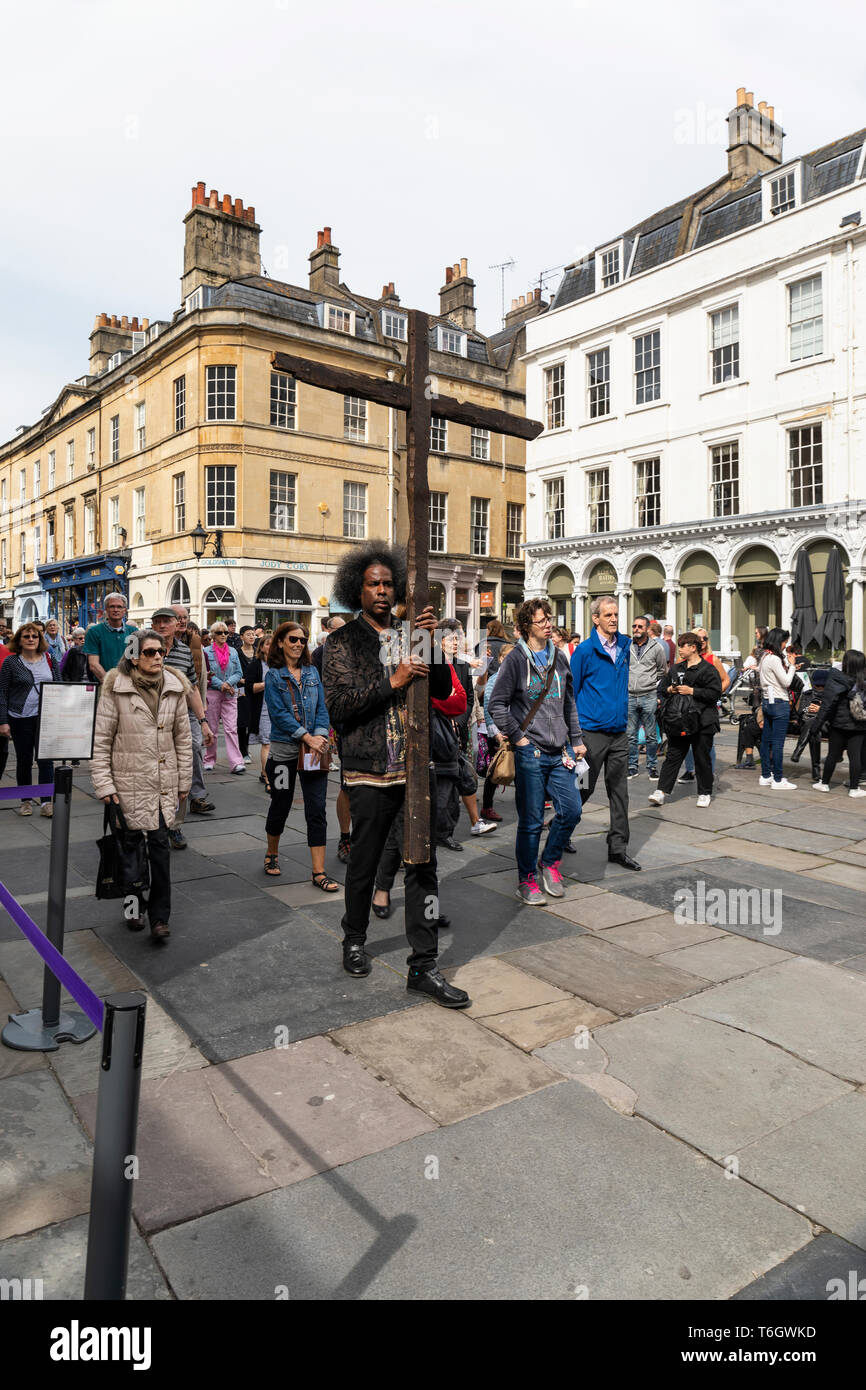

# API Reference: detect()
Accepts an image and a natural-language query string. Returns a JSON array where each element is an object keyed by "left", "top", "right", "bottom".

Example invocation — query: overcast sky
[{"left": 1, "top": 0, "right": 863, "bottom": 442}]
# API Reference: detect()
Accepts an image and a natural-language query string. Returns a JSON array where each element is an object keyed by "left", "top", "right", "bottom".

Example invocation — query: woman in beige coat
[{"left": 91, "top": 629, "right": 192, "bottom": 942}]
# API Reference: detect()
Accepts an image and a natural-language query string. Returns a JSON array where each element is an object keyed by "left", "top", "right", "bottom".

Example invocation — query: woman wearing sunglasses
[
  {"left": 263, "top": 622, "right": 337, "bottom": 890},
  {"left": 91, "top": 630, "right": 192, "bottom": 943},
  {"left": 0, "top": 623, "right": 61, "bottom": 816}
]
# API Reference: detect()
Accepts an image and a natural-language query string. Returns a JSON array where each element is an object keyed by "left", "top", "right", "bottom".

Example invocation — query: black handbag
[{"left": 96, "top": 804, "right": 150, "bottom": 900}]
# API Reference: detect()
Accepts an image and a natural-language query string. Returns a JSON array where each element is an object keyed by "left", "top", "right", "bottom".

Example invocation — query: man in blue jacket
[{"left": 570, "top": 594, "right": 641, "bottom": 870}]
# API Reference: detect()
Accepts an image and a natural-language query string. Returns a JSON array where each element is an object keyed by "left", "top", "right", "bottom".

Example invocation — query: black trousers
[
  {"left": 580, "top": 729, "right": 630, "bottom": 854},
  {"left": 343, "top": 773, "right": 440, "bottom": 970},
  {"left": 0, "top": 734, "right": 8, "bottom": 781},
  {"left": 375, "top": 815, "right": 403, "bottom": 893},
  {"left": 265, "top": 758, "right": 328, "bottom": 845},
  {"left": 9, "top": 716, "right": 54, "bottom": 802},
  {"left": 127, "top": 812, "right": 171, "bottom": 924},
  {"left": 659, "top": 727, "right": 716, "bottom": 795},
  {"left": 823, "top": 729, "right": 865, "bottom": 789}
]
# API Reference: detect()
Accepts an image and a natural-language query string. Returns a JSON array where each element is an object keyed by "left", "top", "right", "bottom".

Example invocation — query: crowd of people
[{"left": 2, "top": 552, "right": 865, "bottom": 997}]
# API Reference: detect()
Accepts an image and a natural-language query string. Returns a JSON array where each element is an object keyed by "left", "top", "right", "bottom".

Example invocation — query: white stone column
[
  {"left": 663, "top": 582, "right": 680, "bottom": 630},
  {"left": 615, "top": 587, "right": 632, "bottom": 632},
  {"left": 851, "top": 572, "right": 864, "bottom": 650},
  {"left": 779, "top": 574, "right": 794, "bottom": 631},
  {"left": 573, "top": 588, "right": 588, "bottom": 638},
  {"left": 718, "top": 580, "right": 736, "bottom": 658}
]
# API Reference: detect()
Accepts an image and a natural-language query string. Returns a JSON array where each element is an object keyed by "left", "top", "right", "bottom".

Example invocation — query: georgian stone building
[
  {"left": 523, "top": 90, "right": 866, "bottom": 656},
  {"left": 0, "top": 184, "right": 541, "bottom": 636}
]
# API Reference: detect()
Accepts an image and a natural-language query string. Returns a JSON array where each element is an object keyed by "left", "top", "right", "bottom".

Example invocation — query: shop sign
[
  {"left": 589, "top": 566, "right": 617, "bottom": 589},
  {"left": 260, "top": 559, "right": 310, "bottom": 570},
  {"left": 479, "top": 590, "right": 495, "bottom": 609},
  {"left": 200, "top": 557, "right": 238, "bottom": 566},
  {"left": 455, "top": 588, "right": 469, "bottom": 607}
]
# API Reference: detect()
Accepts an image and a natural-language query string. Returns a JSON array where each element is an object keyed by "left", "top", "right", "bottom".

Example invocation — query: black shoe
[
  {"left": 371, "top": 895, "right": 392, "bottom": 920},
  {"left": 190, "top": 797, "right": 215, "bottom": 814},
  {"left": 342, "top": 943, "right": 371, "bottom": 976},
  {"left": 563, "top": 839, "right": 577, "bottom": 854},
  {"left": 407, "top": 965, "right": 470, "bottom": 1008},
  {"left": 437, "top": 837, "right": 463, "bottom": 852},
  {"left": 169, "top": 828, "right": 187, "bottom": 850},
  {"left": 677, "top": 770, "right": 696, "bottom": 783},
  {"left": 608, "top": 851, "right": 642, "bottom": 871},
  {"left": 647, "top": 768, "right": 659, "bottom": 779},
  {"left": 627, "top": 769, "right": 639, "bottom": 779},
  {"left": 337, "top": 835, "right": 351, "bottom": 864},
  {"left": 733, "top": 758, "right": 754, "bottom": 770}
]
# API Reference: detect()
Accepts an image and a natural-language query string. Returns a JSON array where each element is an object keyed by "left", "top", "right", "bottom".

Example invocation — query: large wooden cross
[{"left": 272, "top": 309, "right": 543, "bottom": 861}]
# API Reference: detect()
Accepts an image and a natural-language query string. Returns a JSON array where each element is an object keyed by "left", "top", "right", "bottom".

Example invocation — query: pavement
[{"left": 2, "top": 730, "right": 866, "bottom": 1301}]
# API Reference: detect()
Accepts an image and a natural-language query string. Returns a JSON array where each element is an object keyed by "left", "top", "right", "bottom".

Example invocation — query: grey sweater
[
  {"left": 488, "top": 641, "right": 582, "bottom": 752},
  {"left": 628, "top": 637, "right": 669, "bottom": 696}
]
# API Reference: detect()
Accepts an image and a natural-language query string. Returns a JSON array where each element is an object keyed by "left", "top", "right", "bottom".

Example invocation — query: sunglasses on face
[
  {"left": 285, "top": 636, "right": 305, "bottom": 644},
  {"left": 141, "top": 648, "right": 164, "bottom": 657}
]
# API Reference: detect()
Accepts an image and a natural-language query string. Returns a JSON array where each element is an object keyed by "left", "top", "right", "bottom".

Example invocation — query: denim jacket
[
  {"left": 265, "top": 665, "right": 330, "bottom": 745},
  {"left": 205, "top": 644, "right": 244, "bottom": 692}
]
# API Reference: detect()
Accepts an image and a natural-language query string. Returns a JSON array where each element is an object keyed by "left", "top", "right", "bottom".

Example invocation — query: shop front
[
  {"left": 630, "top": 556, "right": 666, "bottom": 626},
  {"left": 501, "top": 569, "right": 525, "bottom": 627},
  {"left": 679, "top": 551, "right": 720, "bottom": 650},
  {"left": 37, "top": 553, "right": 131, "bottom": 634},
  {"left": 13, "top": 582, "right": 47, "bottom": 629},
  {"left": 585, "top": 560, "right": 619, "bottom": 635},
  {"left": 253, "top": 575, "right": 315, "bottom": 633},
  {"left": 731, "top": 546, "right": 778, "bottom": 656},
  {"left": 547, "top": 565, "right": 576, "bottom": 631}
]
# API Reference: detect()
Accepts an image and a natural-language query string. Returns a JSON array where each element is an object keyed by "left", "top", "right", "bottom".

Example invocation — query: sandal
[
  {"left": 312, "top": 872, "right": 339, "bottom": 893},
  {"left": 264, "top": 854, "right": 281, "bottom": 877}
]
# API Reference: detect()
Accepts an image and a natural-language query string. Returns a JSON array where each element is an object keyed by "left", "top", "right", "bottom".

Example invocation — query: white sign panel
[{"left": 37, "top": 682, "right": 98, "bottom": 761}]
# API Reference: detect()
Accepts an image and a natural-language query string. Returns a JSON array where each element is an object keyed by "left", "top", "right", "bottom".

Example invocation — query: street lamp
[{"left": 190, "top": 521, "right": 223, "bottom": 559}]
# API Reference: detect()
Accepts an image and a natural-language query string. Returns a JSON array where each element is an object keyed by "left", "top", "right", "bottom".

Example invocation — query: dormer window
[
  {"left": 436, "top": 325, "right": 467, "bottom": 356},
  {"left": 382, "top": 310, "right": 407, "bottom": 341},
  {"left": 763, "top": 163, "right": 801, "bottom": 220},
  {"left": 597, "top": 241, "right": 624, "bottom": 290},
  {"left": 185, "top": 286, "right": 211, "bottom": 312},
  {"left": 326, "top": 304, "right": 354, "bottom": 334}
]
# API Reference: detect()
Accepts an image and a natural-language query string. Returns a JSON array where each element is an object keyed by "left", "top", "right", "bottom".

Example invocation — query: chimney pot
[
  {"left": 246, "top": 206, "right": 255, "bottom": 223},
  {"left": 460, "top": 257, "right": 468, "bottom": 278},
  {"left": 745, "top": 91, "right": 754, "bottom": 107},
  {"left": 208, "top": 188, "right": 219, "bottom": 208},
  {"left": 758, "top": 101, "right": 767, "bottom": 115},
  {"left": 534, "top": 286, "right": 540, "bottom": 300},
  {"left": 453, "top": 262, "right": 460, "bottom": 279},
  {"left": 222, "top": 193, "right": 232, "bottom": 214},
  {"left": 142, "top": 318, "right": 149, "bottom": 331},
  {"left": 445, "top": 266, "right": 453, "bottom": 284},
  {"left": 768, "top": 105, "right": 774, "bottom": 121},
  {"left": 131, "top": 317, "right": 139, "bottom": 330},
  {"left": 234, "top": 197, "right": 243, "bottom": 218},
  {"left": 510, "top": 298, "right": 517, "bottom": 310},
  {"left": 317, "top": 230, "right": 324, "bottom": 248},
  {"left": 121, "top": 315, "right": 129, "bottom": 330},
  {"left": 736, "top": 86, "right": 746, "bottom": 106},
  {"left": 323, "top": 226, "right": 331, "bottom": 244}
]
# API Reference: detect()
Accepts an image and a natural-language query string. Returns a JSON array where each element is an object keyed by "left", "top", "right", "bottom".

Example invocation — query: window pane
[
  {"left": 506, "top": 502, "right": 523, "bottom": 559},
  {"left": 470, "top": 497, "right": 489, "bottom": 556},
  {"left": 588, "top": 468, "right": 610, "bottom": 533},
  {"left": 430, "top": 416, "right": 447, "bottom": 452},
  {"left": 587, "top": 348, "right": 610, "bottom": 418},
  {"left": 471, "top": 427, "right": 489, "bottom": 460},
  {"left": 344, "top": 395, "right": 367, "bottom": 441},
  {"left": 205, "top": 465, "right": 236, "bottom": 527},
  {"left": 270, "top": 372, "right": 297, "bottom": 429},
  {"left": 635, "top": 457, "right": 661, "bottom": 526},
  {"left": 634, "top": 331, "right": 660, "bottom": 405},
  {"left": 206, "top": 365, "right": 236, "bottom": 420},
  {"left": 711, "top": 442, "right": 739, "bottom": 516},
  {"left": 343, "top": 481, "right": 367, "bottom": 538},
  {"left": 789, "top": 276, "right": 823, "bottom": 362},
  {"left": 174, "top": 376, "right": 186, "bottom": 432},
  {"left": 545, "top": 363, "right": 565, "bottom": 430},
  {"left": 545, "top": 477, "right": 565, "bottom": 540},
  {"left": 270, "top": 471, "right": 297, "bottom": 531},
  {"left": 789, "top": 426, "right": 823, "bottom": 506},
  {"left": 429, "top": 492, "right": 447, "bottom": 552}
]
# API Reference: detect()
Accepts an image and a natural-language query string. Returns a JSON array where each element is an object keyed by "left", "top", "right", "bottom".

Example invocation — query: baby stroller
[{"left": 720, "top": 666, "right": 756, "bottom": 725}]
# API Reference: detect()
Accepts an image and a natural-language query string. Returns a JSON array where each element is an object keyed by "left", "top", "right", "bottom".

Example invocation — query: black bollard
[{"left": 84, "top": 992, "right": 147, "bottom": 1301}]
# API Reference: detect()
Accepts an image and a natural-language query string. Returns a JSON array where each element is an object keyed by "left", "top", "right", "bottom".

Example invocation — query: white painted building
[{"left": 524, "top": 90, "right": 866, "bottom": 657}]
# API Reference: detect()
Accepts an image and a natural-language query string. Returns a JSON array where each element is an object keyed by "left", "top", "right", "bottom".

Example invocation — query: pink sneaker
[
  {"left": 516, "top": 874, "right": 547, "bottom": 906},
  {"left": 539, "top": 861, "right": 565, "bottom": 897}
]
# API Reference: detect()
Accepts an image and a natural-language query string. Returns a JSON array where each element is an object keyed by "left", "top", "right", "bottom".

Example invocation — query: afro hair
[{"left": 332, "top": 541, "right": 408, "bottom": 610}]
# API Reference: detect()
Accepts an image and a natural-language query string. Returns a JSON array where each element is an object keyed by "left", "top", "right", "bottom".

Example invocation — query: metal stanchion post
[
  {"left": 3, "top": 762, "right": 96, "bottom": 1049},
  {"left": 84, "top": 992, "right": 147, "bottom": 1301}
]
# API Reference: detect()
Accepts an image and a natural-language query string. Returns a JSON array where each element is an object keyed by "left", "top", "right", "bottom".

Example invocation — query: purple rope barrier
[
  {"left": 0, "top": 784, "right": 55, "bottom": 800},
  {"left": 0, "top": 880, "right": 104, "bottom": 1032}
]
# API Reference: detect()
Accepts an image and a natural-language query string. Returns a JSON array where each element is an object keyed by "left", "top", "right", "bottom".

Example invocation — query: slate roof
[{"left": 551, "top": 128, "right": 866, "bottom": 308}]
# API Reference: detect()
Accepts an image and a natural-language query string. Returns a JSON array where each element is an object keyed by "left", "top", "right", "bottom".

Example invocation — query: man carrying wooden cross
[{"left": 323, "top": 543, "right": 471, "bottom": 1007}]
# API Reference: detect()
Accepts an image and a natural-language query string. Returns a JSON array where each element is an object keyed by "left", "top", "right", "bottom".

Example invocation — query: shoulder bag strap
[
  {"left": 518, "top": 654, "right": 558, "bottom": 734},
  {"left": 284, "top": 672, "right": 304, "bottom": 724}
]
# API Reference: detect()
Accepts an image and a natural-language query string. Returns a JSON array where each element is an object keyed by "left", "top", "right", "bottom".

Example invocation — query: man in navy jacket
[{"left": 570, "top": 594, "right": 641, "bottom": 870}]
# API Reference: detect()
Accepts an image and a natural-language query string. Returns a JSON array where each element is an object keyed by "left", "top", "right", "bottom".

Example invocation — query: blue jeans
[
  {"left": 760, "top": 700, "right": 790, "bottom": 781},
  {"left": 513, "top": 743, "right": 582, "bottom": 882},
  {"left": 627, "top": 693, "right": 659, "bottom": 771}
]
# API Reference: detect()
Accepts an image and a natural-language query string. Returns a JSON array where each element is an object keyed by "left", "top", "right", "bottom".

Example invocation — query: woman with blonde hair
[
  {"left": 91, "top": 630, "right": 192, "bottom": 942},
  {"left": 0, "top": 622, "right": 60, "bottom": 816}
]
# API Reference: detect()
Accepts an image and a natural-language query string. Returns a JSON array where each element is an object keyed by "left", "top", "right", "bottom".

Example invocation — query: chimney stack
[
  {"left": 88, "top": 311, "right": 148, "bottom": 373},
  {"left": 309, "top": 226, "right": 341, "bottom": 292},
  {"left": 503, "top": 287, "right": 548, "bottom": 331},
  {"left": 439, "top": 257, "right": 476, "bottom": 331},
  {"left": 726, "top": 87, "right": 783, "bottom": 185},
  {"left": 181, "top": 181, "right": 262, "bottom": 300},
  {"left": 380, "top": 281, "right": 399, "bottom": 304}
]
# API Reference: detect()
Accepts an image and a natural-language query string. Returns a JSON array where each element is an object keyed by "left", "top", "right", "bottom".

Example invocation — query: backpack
[
  {"left": 849, "top": 684, "right": 866, "bottom": 722},
  {"left": 662, "top": 691, "right": 701, "bottom": 737}
]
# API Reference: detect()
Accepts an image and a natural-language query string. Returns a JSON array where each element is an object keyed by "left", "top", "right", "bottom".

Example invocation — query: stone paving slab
[
  {"left": 569, "top": 834, "right": 719, "bottom": 882},
  {"left": 704, "top": 837, "right": 834, "bottom": 872},
  {"left": 0, "top": 1072, "right": 93, "bottom": 1239},
  {"left": 678, "top": 958, "right": 866, "bottom": 1082},
  {"left": 153, "top": 916, "right": 423, "bottom": 1063},
  {"left": 52, "top": 996, "right": 208, "bottom": 1098},
  {"left": 800, "top": 860, "right": 866, "bottom": 893},
  {"left": 0, "top": 930, "right": 140, "bottom": 1018},
  {"left": 763, "top": 806, "right": 866, "bottom": 840},
  {"left": 0, "top": 1211, "right": 171, "bottom": 1300},
  {"left": 264, "top": 880, "right": 346, "bottom": 907},
  {"left": 0, "top": 981, "right": 48, "bottom": 1079},
  {"left": 533, "top": 1034, "right": 637, "bottom": 1115},
  {"left": 595, "top": 1007, "right": 852, "bottom": 1159},
  {"left": 546, "top": 892, "right": 670, "bottom": 930},
  {"left": 503, "top": 935, "right": 707, "bottom": 1016},
  {"left": 186, "top": 831, "right": 269, "bottom": 858},
  {"left": 444, "top": 956, "right": 572, "bottom": 1016},
  {"left": 332, "top": 1004, "right": 561, "bottom": 1125},
  {"left": 732, "top": 1232, "right": 866, "bottom": 1300},
  {"left": 734, "top": 1093, "right": 866, "bottom": 1251},
  {"left": 722, "top": 820, "right": 854, "bottom": 855},
  {"left": 656, "top": 935, "right": 794, "bottom": 981},
  {"left": 627, "top": 818, "right": 723, "bottom": 847},
  {"left": 641, "top": 801, "right": 768, "bottom": 832},
  {"left": 468, "top": 871, "right": 605, "bottom": 902},
  {"left": 151, "top": 1082, "right": 810, "bottom": 1301},
  {"left": 76, "top": 1034, "right": 436, "bottom": 1234},
  {"left": 601, "top": 914, "right": 726, "bottom": 956},
  {"left": 482, "top": 998, "right": 615, "bottom": 1051}
]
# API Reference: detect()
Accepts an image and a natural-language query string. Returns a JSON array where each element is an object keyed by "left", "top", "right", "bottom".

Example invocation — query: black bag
[
  {"left": 662, "top": 692, "right": 701, "bottom": 737},
  {"left": 95, "top": 804, "right": 150, "bottom": 901},
  {"left": 431, "top": 708, "right": 460, "bottom": 777}
]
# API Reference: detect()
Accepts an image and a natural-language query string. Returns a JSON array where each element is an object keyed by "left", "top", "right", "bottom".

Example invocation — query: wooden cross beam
[{"left": 272, "top": 309, "right": 543, "bottom": 861}]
